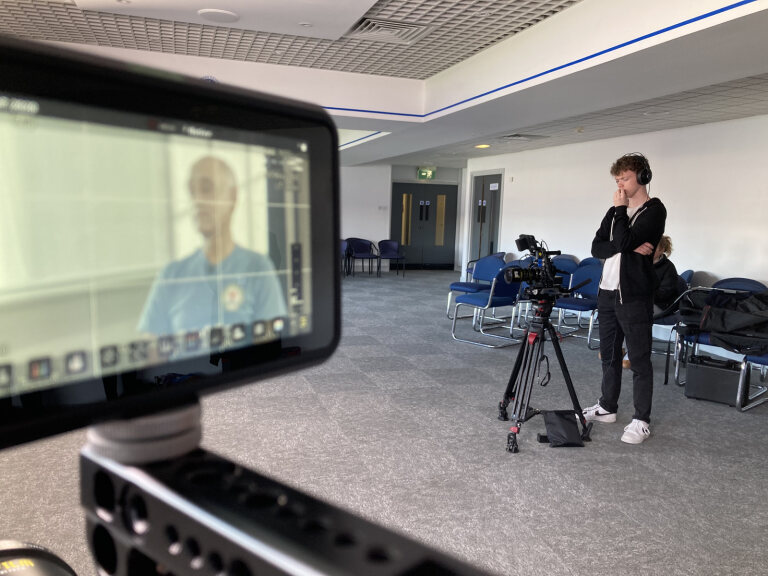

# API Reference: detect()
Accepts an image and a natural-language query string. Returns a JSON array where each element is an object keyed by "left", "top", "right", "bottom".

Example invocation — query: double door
[
  {"left": 469, "top": 174, "right": 502, "bottom": 261},
  {"left": 391, "top": 183, "right": 457, "bottom": 269}
]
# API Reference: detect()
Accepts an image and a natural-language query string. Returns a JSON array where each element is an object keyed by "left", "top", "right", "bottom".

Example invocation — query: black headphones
[{"left": 623, "top": 152, "right": 652, "bottom": 185}]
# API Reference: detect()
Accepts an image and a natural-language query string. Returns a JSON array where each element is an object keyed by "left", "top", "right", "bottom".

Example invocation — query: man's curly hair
[{"left": 610, "top": 154, "right": 650, "bottom": 177}]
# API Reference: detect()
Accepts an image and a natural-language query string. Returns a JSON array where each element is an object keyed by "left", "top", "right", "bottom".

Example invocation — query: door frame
[{"left": 461, "top": 169, "right": 505, "bottom": 280}]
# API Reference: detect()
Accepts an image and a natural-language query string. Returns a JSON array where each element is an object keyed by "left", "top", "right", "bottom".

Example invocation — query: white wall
[
  {"left": 339, "top": 165, "right": 392, "bottom": 242},
  {"left": 51, "top": 43, "right": 424, "bottom": 123},
  {"left": 464, "top": 114, "right": 768, "bottom": 285}
]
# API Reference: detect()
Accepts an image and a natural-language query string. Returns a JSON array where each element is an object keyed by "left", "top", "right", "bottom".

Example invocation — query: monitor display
[{"left": 0, "top": 37, "right": 340, "bottom": 447}]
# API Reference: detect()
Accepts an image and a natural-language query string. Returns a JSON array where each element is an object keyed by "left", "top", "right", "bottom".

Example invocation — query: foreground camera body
[{"left": 0, "top": 36, "right": 496, "bottom": 576}]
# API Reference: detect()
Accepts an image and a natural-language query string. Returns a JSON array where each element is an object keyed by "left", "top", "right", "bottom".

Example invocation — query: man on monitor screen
[{"left": 138, "top": 155, "right": 287, "bottom": 340}]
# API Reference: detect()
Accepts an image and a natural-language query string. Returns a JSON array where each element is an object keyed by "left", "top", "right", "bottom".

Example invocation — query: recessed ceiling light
[
  {"left": 299, "top": 22, "right": 313, "bottom": 28},
  {"left": 642, "top": 109, "right": 670, "bottom": 117},
  {"left": 475, "top": 144, "right": 491, "bottom": 149},
  {"left": 197, "top": 9, "right": 240, "bottom": 24}
]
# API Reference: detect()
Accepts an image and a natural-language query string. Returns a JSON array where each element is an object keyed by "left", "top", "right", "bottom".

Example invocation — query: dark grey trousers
[{"left": 597, "top": 289, "right": 654, "bottom": 423}]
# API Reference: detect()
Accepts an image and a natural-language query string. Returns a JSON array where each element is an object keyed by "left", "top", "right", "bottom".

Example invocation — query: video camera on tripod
[
  {"left": 505, "top": 234, "right": 564, "bottom": 297},
  {"left": 505, "top": 234, "right": 592, "bottom": 309},
  {"left": 497, "top": 234, "right": 593, "bottom": 453}
]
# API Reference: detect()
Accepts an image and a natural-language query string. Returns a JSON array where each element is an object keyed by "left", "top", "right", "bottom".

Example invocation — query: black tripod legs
[
  {"left": 507, "top": 429, "right": 519, "bottom": 453},
  {"left": 497, "top": 318, "right": 592, "bottom": 452}
]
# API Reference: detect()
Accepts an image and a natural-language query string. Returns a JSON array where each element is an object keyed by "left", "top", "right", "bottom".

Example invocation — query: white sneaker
[
  {"left": 621, "top": 419, "right": 650, "bottom": 444},
  {"left": 582, "top": 402, "right": 616, "bottom": 423}
]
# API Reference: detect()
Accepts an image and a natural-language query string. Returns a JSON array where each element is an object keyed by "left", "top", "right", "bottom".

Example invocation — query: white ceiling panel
[
  {"left": 0, "top": 0, "right": 580, "bottom": 79},
  {"left": 73, "top": 0, "right": 379, "bottom": 40}
]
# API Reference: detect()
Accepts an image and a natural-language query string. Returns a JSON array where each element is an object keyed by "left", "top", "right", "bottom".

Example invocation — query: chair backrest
[
  {"left": 577, "top": 257, "right": 601, "bottom": 268},
  {"left": 471, "top": 254, "right": 507, "bottom": 283},
  {"left": 568, "top": 264, "right": 602, "bottom": 299},
  {"left": 551, "top": 254, "right": 580, "bottom": 274},
  {"left": 467, "top": 251, "right": 505, "bottom": 273},
  {"left": 679, "top": 269, "right": 694, "bottom": 286},
  {"left": 347, "top": 237, "right": 375, "bottom": 256},
  {"left": 489, "top": 265, "right": 522, "bottom": 300},
  {"left": 378, "top": 240, "right": 401, "bottom": 258},
  {"left": 340, "top": 239, "right": 348, "bottom": 256},
  {"left": 712, "top": 277, "right": 767, "bottom": 293},
  {"left": 518, "top": 255, "right": 534, "bottom": 267}
]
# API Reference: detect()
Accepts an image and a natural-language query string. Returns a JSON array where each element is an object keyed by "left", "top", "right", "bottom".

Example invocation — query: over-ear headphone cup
[{"left": 637, "top": 167, "right": 652, "bottom": 185}]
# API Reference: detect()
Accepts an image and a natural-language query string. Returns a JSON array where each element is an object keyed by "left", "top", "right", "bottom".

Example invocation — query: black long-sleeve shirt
[{"left": 591, "top": 197, "right": 667, "bottom": 303}]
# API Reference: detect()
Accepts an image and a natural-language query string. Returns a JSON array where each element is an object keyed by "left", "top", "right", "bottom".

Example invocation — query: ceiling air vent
[
  {"left": 500, "top": 134, "right": 549, "bottom": 142},
  {"left": 345, "top": 18, "right": 432, "bottom": 45}
]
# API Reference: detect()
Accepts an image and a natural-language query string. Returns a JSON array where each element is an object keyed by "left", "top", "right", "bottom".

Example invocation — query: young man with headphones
[{"left": 583, "top": 153, "right": 666, "bottom": 444}]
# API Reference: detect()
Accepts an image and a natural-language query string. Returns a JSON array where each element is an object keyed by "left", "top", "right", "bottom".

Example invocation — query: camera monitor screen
[{"left": 0, "top": 37, "right": 340, "bottom": 448}]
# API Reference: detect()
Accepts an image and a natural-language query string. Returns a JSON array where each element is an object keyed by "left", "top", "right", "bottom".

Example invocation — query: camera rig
[
  {"left": 504, "top": 234, "right": 570, "bottom": 310},
  {"left": 497, "top": 235, "right": 593, "bottom": 452}
]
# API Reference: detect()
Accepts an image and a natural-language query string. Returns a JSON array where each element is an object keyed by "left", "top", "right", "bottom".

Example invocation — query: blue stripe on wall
[{"left": 339, "top": 131, "right": 384, "bottom": 147}]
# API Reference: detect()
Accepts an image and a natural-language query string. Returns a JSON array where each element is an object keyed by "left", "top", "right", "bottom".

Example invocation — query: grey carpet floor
[{"left": 1, "top": 270, "right": 767, "bottom": 576}]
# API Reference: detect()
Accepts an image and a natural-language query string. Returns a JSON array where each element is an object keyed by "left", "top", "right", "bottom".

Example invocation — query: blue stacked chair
[
  {"left": 576, "top": 257, "right": 601, "bottom": 268},
  {"left": 737, "top": 353, "right": 768, "bottom": 411},
  {"left": 551, "top": 254, "right": 580, "bottom": 288},
  {"left": 465, "top": 251, "right": 505, "bottom": 281},
  {"left": 679, "top": 269, "right": 694, "bottom": 288},
  {"left": 377, "top": 239, "right": 405, "bottom": 277},
  {"left": 552, "top": 263, "right": 602, "bottom": 349},
  {"left": 446, "top": 253, "right": 506, "bottom": 319},
  {"left": 450, "top": 264, "right": 523, "bottom": 348},
  {"left": 346, "top": 237, "right": 379, "bottom": 276},
  {"left": 674, "top": 277, "right": 768, "bottom": 389}
]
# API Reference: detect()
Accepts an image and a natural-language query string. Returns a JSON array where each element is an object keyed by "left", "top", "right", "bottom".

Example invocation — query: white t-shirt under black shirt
[{"left": 599, "top": 205, "right": 639, "bottom": 290}]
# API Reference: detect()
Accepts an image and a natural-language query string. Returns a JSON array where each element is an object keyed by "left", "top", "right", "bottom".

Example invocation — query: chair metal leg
[
  {"left": 451, "top": 303, "right": 521, "bottom": 348},
  {"left": 736, "top": 359, "right": 768, "bottom": 412},
  {"left": 585, "top": 313, "right": 600, "bottom": 350}
]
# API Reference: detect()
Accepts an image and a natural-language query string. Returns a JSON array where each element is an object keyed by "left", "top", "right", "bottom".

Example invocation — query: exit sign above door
[{"left": 417, "top": 167, "right": 436, "bottom": 180}]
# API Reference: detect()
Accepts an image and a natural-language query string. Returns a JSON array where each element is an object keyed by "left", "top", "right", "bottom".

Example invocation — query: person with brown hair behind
[
  {"left": 652, "top": 234, "right": 681, "bottom": 315},
  {"left": 583, "top": 153, "right": 666, "bottom": 445}
]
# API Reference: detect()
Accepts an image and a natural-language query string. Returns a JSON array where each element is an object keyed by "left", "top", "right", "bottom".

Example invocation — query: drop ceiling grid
[
  {"left": 405, "top": 73, "right": 768, "bottom": 163},
  {"left": 0, "top": 0, "right": 581, "bottom": 79}
]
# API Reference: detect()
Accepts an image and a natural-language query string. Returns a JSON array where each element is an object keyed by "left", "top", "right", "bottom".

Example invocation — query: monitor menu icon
[
  {"left": 231, "top": 324, "right": 247, "bottom": 343},
  {"left": 272, "top": 318, "right": 286, "bottom": 334},
  {"left": 209, "top": 327, "right": 225, "bottom": 348},
  {"left": 0, "top": 364, "right": 12, "bottom": 390},
  {"left": 65, "top": 351, "right": 87, "bottom": 375},
  {"left": 157, "top": 336, "right": 177, "bottom": 357},
  {"left": 29, "top": 358, "right": 51, "bottom": 381},
  {"left": 252, "top": 321, "right": 266, "bottom": 338},
  {"left": 100, "top": 346, "right": 119, "bottom": 368},
  {"left": 129, "top": 341, "right": 149, "bottom": 363},
  {"left": 185, "top": 331, "right": 201, "bottom": 352}
]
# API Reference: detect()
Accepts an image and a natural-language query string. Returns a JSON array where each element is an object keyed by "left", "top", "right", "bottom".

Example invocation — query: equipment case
[{"left": 685, "top": 355, "right": 742, "bottom": 406}]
